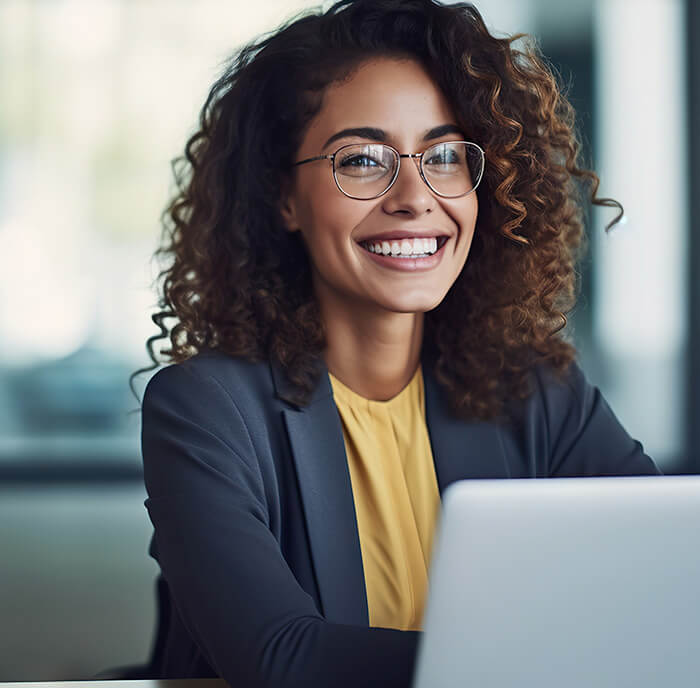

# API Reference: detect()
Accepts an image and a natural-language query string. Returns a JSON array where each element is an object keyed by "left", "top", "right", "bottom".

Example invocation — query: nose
[{"left": 380, "top": 155, "right": 436, "bottom": 216}]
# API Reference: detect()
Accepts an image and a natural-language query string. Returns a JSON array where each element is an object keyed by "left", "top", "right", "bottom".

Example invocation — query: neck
[{"left": 320, "top": 300, "right": 424, "bottom": 402}]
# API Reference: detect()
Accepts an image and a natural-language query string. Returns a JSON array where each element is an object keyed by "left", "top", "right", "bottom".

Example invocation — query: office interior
[{"left": 0, "top": 0, "right": 697, "bottom": 681}]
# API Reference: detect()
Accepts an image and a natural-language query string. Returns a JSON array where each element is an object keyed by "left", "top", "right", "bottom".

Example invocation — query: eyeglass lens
[{"left": 333, "top": 141, "right": 483, "bottom": 199}]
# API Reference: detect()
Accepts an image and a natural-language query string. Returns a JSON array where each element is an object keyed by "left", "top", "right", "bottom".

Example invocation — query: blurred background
[{"left": 0, "top": 0, "right": 697, "bottom": 680}]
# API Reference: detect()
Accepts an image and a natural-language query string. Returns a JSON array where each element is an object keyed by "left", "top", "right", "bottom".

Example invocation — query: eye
[
  {"left": 338, "top": 154, "right": 382, "bottom": 168},
  {"left": 336, "top": 148, "right": 393, "bottom": 179},
  {"left": 425, "top": 148, "right": 460, "bottom": 166}
]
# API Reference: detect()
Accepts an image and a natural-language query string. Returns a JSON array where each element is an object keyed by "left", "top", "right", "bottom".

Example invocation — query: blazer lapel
[
  {"left": 271, "top": 359, "right": 369, "bottom": 626},
  {"left": 421, "top": 348, "right": 512, "bottom": 492},
  {"left": 270, "top": 350, "right": 511, "bottom": 626}
]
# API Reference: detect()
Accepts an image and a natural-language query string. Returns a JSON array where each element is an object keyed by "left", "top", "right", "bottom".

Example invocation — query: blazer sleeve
[
  {"left": 532, "top": 361, "right": 662, "bottom": 477},
  {"left": 141, "top": 363, "right": 420, "bottom": 688}
]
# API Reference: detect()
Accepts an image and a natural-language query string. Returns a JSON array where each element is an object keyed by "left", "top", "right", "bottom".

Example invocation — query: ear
[{"left": 279, "top": 176, "right": 300, "bottom": 233}]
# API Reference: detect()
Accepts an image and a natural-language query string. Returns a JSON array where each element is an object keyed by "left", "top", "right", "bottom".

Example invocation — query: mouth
[{"left": 357, "top": 235, "right": 449, "bottom": 258}]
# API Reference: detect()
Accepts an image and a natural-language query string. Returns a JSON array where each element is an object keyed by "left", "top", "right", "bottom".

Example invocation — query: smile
[{"left": 358, "top": 236, "right": 449, "bottom": 258}]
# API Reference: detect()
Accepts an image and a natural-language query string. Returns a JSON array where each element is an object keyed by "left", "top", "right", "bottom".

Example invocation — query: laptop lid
[{"left": 412, "top": 476, "right": 700, "bottom": 688}]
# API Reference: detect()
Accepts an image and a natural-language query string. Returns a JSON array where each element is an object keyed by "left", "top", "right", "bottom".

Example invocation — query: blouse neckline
[{"left": 328, "top": 364, "right": 423, "bottom": 412}]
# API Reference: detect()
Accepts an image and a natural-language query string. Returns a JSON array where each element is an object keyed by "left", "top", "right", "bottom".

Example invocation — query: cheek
[
  {"left": 298, "top": 191, "right": 375, "bottom": 246},
  {"left": 462, "top": 195, "right": 479, "bottom": 230},
  {"left": 444, "top": 196, "right": 479, "bottom": 243},
  {"left": 296, "top": 199, "right": 373, "bottom": 279}
]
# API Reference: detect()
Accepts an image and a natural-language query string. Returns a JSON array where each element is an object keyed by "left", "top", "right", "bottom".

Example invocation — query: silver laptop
[{"left": 412, "top": 476, "right": 700, "bottom": 688}]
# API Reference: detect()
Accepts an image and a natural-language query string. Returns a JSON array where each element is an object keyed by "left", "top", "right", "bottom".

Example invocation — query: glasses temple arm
[{"left": 292, "top": 154, "right": 333, "bottom": 167}]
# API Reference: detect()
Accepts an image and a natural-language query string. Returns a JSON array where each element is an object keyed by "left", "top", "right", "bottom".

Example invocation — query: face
[{"left": 281, "top": 57, "right": 479, "bottom": 318}]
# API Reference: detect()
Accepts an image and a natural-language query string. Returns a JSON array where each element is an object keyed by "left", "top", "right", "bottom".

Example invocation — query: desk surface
[{"left": 0, "top": 682, "right": 228, "bottom": 688}]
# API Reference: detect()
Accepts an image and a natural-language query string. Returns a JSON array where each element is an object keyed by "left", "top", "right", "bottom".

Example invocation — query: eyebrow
[{"left": 322, "top": 123, "right": 464, "bottom": 150}]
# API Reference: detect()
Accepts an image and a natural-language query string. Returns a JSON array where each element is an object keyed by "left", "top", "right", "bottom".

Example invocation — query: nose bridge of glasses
[{"left": 396, "top": 152, "right": 428, "bottom": 184}]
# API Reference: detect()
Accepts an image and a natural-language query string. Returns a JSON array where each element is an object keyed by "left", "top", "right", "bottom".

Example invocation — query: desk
[{"left": 0, "top": 682, "right": 228, "bottom": 688}]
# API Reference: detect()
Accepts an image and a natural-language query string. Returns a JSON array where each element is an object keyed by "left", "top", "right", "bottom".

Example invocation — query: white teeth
[{"left": 361, "top": 236, "right": 442, "bottom": 257}]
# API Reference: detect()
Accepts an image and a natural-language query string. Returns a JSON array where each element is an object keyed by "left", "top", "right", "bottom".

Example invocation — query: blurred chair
[{"left": 94, "top": 575, "right": 169, "bottom": 680}]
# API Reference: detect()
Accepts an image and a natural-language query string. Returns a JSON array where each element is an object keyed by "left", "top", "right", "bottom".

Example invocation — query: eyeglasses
[{"left": 292, "top": 140, "right": 485, "bottom": 200}]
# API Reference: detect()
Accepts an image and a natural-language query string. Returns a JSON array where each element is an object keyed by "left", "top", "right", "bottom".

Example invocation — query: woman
[{"left": 135, "top": 1, "right": 660, "bottom": 686}]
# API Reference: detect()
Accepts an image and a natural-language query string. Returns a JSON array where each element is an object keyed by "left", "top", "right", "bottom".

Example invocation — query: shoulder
[
  {"left": 502, "top": 356, "right": 589, "bottom": 422},
  {"left": 144, "top": 349, "right": 274, "bottom": 406},
  {"left": 141, "top": 350, "right": 279, "bottom": 470},
  {"left": 510, "top": 357, "right": 660, "bottom": 476},
  {"left": 513, "top": 357, "right": 606, "bottom": 442},
  {"left": 529, "top": 358, "right": 590, "bottom": 414}
]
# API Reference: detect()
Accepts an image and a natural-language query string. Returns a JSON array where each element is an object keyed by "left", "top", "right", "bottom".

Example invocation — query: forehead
[{"left": 304, "top": 57, "right": 458, "bottom": 148}]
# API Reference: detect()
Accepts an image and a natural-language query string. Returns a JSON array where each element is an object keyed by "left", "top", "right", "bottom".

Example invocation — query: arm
[
  {"left": 142, "top": 363, "right": 420, "bottom": 688},
  {"left": 532, "top": 361, "right": 662, "bottom": 477}
]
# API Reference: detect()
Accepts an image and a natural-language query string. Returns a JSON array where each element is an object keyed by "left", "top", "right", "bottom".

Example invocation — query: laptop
[{"left": 412, "top": 475, "right": 700, "bottom": 688}]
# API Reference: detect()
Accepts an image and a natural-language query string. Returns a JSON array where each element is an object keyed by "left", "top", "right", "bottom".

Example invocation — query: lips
[{"left": 357, "top": 234, "right": 449, "bottom": 271}]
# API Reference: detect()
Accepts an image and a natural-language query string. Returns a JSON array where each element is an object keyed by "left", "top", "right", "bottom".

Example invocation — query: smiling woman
[
  {"left": 132, "top": 1, "right": 659, "bottom": 687},
  {"left": 279, "top": 58, "right": 480, "bottom": 399}
]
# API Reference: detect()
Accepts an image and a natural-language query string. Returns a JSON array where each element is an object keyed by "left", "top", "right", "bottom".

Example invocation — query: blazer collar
[
  {"left": 270, "top": 354, "right": 332, "bottom": 408},
  {"left": 271, "top": 349, "right": 510, "bottom": 625},
  {"left": 421, "top": 350, "right": 512, "bottom": 488},
  {"left": 274, "top": 355, "right": 367, "bottom": 625}
]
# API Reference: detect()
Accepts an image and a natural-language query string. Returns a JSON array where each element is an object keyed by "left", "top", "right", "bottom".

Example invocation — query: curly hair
[{"left": 131, "top": 0, "right": 622, "bottom": 421}]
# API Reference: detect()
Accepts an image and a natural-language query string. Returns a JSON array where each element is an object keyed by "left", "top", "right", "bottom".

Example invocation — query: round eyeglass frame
[{"left": 292, "top": 140, "right": 485, "bottom": 200}]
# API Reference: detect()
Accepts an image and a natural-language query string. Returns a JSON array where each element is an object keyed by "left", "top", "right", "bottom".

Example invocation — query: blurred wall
[{"left": 0, "top": 0, "right": 693, "bottom": 680}]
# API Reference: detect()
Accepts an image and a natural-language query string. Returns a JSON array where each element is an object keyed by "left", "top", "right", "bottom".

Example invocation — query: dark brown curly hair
[{"left": 131, "top": 0, "right": 622, "bottom": 421}]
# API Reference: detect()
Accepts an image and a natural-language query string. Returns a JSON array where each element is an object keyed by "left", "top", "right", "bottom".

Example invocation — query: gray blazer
[{"left": 141, "top": 347, "right": 659, "bottom": 688}]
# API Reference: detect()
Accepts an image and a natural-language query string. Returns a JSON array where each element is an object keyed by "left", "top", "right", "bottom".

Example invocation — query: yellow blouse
[{"left": 328, "top": 364, "right": 441, "bottom": 631}]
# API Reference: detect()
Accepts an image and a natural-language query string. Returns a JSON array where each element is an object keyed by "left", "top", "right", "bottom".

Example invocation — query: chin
[{"left": 384, "top": 294, "right": 447, "bottom": 313}]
